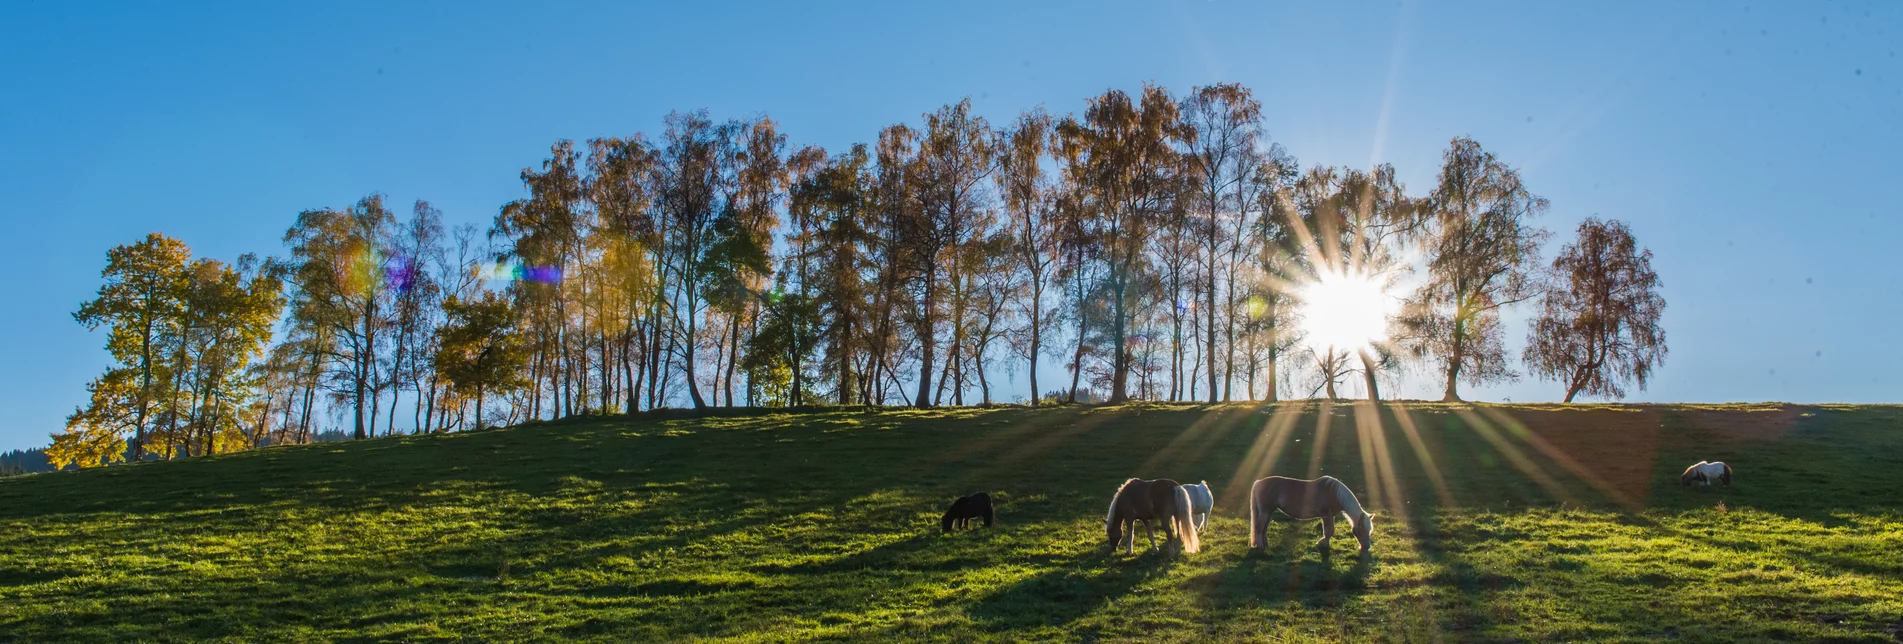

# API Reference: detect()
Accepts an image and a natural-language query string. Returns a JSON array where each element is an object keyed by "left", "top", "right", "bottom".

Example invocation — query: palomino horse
[
  {"left": 1104, "top": 478, "right": 1202, "bottom": 554},
  {"left": 1680, "top": 461, "right": 1734, "bottom": 487},
  {"left": 1248, "top": 475, "right": 1374, "bottom": 554},
  {"left": 1182, "top": 480, "right": 1215, "bottom": 531},
  {"left": 941, "top": 492, "right": 995, "bottom": 532}
]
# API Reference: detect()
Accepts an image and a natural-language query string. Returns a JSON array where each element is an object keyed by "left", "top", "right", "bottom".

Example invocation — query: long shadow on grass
[
  {"left": 966, "top": 547, "right": 1176, "bottom": 630},
  {"left": 1188, "top": 515, "right": 1380, "bottom": 613}
]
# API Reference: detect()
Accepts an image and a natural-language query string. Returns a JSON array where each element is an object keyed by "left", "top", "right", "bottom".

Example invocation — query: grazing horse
[
  {"left": 1680, "top": 461, "right": 1734, "bottom": 487},
  {"left": 941, "top": 492, "right": 995, "bottom": 532},
  {"left": 1182, "top": 480, "right": 1215, "bottom": 531},
  {"left": 1104, "top": 478, "right": 1201, "bottom": 554},
  {"left": 1248, "top": 475, "right": 1374, "bottom": 554}
]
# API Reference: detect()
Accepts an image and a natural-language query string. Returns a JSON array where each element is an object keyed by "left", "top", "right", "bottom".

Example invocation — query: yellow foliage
[{"left": 46, "top": 421, "right": 127, "bottom": 470}]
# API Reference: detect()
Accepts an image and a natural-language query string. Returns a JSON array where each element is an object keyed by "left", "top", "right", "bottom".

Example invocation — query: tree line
[{"left": 45, "top": 83, "right": 1667, "bottom": 469}]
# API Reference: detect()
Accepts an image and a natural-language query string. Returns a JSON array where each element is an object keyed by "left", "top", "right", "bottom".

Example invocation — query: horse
[
  {"left": 1182, "top": 480, "right": 1215, "bottom": 531},
  {"left": 1104, "top": 478, "right": 1201, "bottom": 554},
  {"left": 1248, "top": 475, "right": 1374, "bottom": 554},
  {"left": 941, "top": 492, "right": 995, "bottom": 532},
  {"left": 1680, "top": 461, "right": 1734, "bottom": 487}
]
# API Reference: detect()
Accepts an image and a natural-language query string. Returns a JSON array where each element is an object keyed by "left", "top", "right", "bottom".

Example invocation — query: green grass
[{"left": 3, "top": 402, "right": 1902, "bottom": 642}]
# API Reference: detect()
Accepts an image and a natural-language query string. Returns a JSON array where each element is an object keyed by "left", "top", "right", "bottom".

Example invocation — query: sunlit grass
[{"left": 2, "top": 403, "right": 1901, "bottom": 641}]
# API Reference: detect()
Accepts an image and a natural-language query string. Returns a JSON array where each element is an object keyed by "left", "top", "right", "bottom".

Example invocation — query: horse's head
[
  {"left": 1680, "top": 463, "right": 1703, "bottom": 487},
  {"left": 1353, "top": 512, "right": 1375, "bottom": 552},
  {"left": 940, "top": 511, "right": 955, "bottom": 533},
  {"left": 1105, "top": 514, "right": 1122, "bottom": 549}
]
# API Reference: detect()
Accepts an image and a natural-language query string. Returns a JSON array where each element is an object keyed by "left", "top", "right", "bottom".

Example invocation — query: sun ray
[
  {"left": 1476, "top": 406, "right": 1639, "bottom": 509},
  {"left": 1134, "top": 403, "right": 1254, "bottom": 477},
  {"left": 1454, "top": 407, "right": 1582, "bottom": 506},
  {"left": 1220, "top": 401, "right": 1307, "bottom": 509},
  {"left": 1353, "top": 400, "right": 1406, "bottom": 517},
  {"left": 1389, "top": 401, "right": 1455, "bottom": 507},
  {"left": 1306, "top": 401, "right": 1337, "bottom": 478}
]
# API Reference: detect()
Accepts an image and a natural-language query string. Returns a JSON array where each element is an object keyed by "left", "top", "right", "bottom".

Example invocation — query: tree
[
  {"left": 1060, "top": 85, "right": 1182, "bottom": 403},
  {"left": 493, "top": 142, "right": 584, "bottom": 419},
  {"left": 653, "top": 111, "right": 729, "bottom": 409},
  {"left": 387, "top": 201, "right": 445, "bottom": 434},
  {"left": 742, "top": 281, "right": 821, "bottom": 407},
  {"left": 1402, "top": 137, "right": 1549, "bottom": 401},
  {"left": 797, "top": 144, "right": 876, "bottom": 405},
  {"left": 285, "top": 195, "right": 399, "bottom": 438},
  {"left": 996, "top": 108, "right": 1060, "bottom": 406},
  {"left": 437, "top": 292, "right": 529, "bottom": 429},
  {"left": 168, "top": 255, "right": 284, "bottom": 457},
  {"left": 1181, "top": 83, "right": 1262, "bottom": 403},
  {"left": 1525, "top": 218, "right": 1667, "bottom": 402},
  {"left": 48, "top": 369, "right": 142, "bottom": 468},
  {"left": 707, "top": 117, "right": 786, "bottom": 406},
  {"left": 905, "top": 100, "right": 994, "bottom": 408},
  {"left": 1244, "top": 148, "right": 1301, "bottom": 400},
  {"left": 67, "top": 233, "right": 192, "bottom": 461},
  {"left": 54, "top": 238, "right": 283, "bottom": 466}
]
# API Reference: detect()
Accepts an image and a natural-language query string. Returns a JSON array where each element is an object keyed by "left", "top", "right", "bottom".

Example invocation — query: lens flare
[
  {"left": 1297, "top": 270, "right": 1397, "bottom": 352},
  {"left": 1294, "top": 270, "right": 1400, "bottom": 352},
  {"left": 482, "top": 261, "right": 563, "bottom": 284}
]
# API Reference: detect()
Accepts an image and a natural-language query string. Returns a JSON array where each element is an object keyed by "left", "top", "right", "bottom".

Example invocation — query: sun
[{"left": 1297, "top": 270, "right": 1397, "bottom": 353}]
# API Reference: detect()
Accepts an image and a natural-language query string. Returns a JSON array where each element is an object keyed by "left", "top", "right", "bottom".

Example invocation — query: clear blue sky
[{"left": 1, "top": 2, "right": 1896, "bottom": 451}]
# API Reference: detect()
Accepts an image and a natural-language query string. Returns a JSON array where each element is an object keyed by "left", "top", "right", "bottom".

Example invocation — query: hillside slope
[{"left": 2, "top": 403, "right": 1901, "bottom": 642}]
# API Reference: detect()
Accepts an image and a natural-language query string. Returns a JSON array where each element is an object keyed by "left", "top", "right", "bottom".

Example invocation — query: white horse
[
  {"left": 1680, "top": 461, "right": 1734, "bottom": 487},
  {"left": 1182, "top": 480, "right": 1215, "bottom": 531}
]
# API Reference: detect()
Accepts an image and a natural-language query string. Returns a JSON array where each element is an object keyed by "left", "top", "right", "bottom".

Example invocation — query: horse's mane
[
  {"left": 1681, "top": 461, "right": 1709, "bottom": 477},
  {"left": 1105, "top": 477, "right": 1141, "bottom": 529},
  {"left": 1322, "top": 476, "right": 1369, "bottom": 525}
]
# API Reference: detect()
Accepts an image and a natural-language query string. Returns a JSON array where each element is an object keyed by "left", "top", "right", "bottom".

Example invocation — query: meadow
[{"left": 2, "top": 402, "right": 1901, "bottom": 642}]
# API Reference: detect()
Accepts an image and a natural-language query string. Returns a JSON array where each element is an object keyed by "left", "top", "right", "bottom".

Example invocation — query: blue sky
[{"left": 0, "top": 2, "right": 1896, "bottom": 451}]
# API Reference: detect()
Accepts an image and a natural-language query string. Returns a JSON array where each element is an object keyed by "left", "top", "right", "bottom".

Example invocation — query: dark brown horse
[
  {"left": 941, "top": 492, "right": 995, "bottom": 532},
  {"left": 1248, "top": 475, "right": 1374, "bottom": 554},
  {"left": 1104, "top": 478, "right": 1201, "bottom": 554}
]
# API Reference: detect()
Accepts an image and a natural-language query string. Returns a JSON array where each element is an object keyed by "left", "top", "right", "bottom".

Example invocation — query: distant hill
[{"left": 0, "top": 448, "right": 54, "bottom": 476}]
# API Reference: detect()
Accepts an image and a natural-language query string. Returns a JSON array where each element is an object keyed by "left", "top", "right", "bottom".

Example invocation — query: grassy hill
[{"left": 3, "top": 403, "right": 1902, "bottom": 642}]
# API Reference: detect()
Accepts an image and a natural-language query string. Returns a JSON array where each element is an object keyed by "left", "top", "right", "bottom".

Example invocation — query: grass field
[{"left": 3, "top": 402, "right": 1902, "bottom": 642}]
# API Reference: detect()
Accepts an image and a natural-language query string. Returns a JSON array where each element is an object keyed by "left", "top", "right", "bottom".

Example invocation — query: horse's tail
[
  {"left": 1173, "top": 483, "right": 1200, "bottom": 554},
  {"left": 1721, "top": 462, "right": 1734, "bottom": 486},
  {"left": 1249, "top": 480, "right": 1265, "bottom": 548}
]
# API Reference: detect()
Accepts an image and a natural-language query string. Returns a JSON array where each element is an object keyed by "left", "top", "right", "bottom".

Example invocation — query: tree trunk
[
  {"left": 725, "top": 309, "right": 740, "bottom": 407},
  {"left": 1207, "top": 249, "right": 1219, "bottom": 405},
  {"left": 1028, "top": 304, "right": 1041, "bottom": 407},
  {"left": 1265, "top": 302, "right": 1279, "bottom": 402},
  {"left": 1442, "top": 317, "right": 1465, "bottom": 402},
  {"left": 1109, "top": 277, "right": 1129, "bottom": 403},
  {"left": 916, "top": 284, "right": 936, "bottom": 409},
  {"left": 1322, "top": 349, "right": 1339, "bottom": 401}
]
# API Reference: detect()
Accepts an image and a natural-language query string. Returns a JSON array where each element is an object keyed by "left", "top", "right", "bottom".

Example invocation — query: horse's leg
[
  {"left": 1125, "top": 519, "right": 1136, "bottom": 554},
  {"left": 1144, "top": 519, "right": 1157, "bottom": 550},
  {"left": 1318, "top": 515, "right": 1335, "bottom": 554}
]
